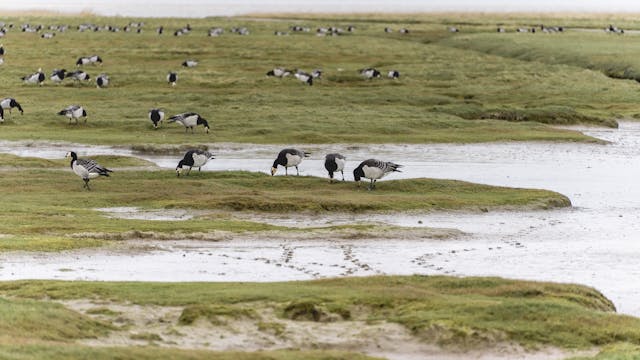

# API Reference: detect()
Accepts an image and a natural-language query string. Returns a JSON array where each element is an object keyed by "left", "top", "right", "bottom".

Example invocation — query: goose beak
[{"left": 271, "top": 167, "right": 277, "bottom": 176}]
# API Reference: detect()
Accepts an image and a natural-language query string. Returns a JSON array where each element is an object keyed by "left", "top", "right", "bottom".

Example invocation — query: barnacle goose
[
  {"left": 294, "top": 70, "right": 313, "bottom": 86},
  {"left": 22, "top": 68, "right": 45, "bottom": 85},
  {"left": 148, "top": 108, "right": 165, "bottom": 129},
  {"left": 176, "top": 149, "right": 214, "bottom": 176},
  {"left": 0, "top": 98, "right": 24, "bottom": 119},
  {"left": 271, "top": 148, "right": 310, "bottom": 176},
  {"left": 167, "top": 112, "right": 210, "bottom": 133},
  {"left": 182, "top": 59, "right": 198, "bottom": 67},
  {"left": 167, "top": 71, "right": 177, "bottom": 86},
  {"left": 50, "top": 69, "right": 66, "bottom": 83},
  {"left": 311, "top": 69, "right": 322, "bottom": 79},
  {"left": 96, "top": 73, "right": 109, "bottom": 88},
  {"left": 388, "top": 70, "right": 400, "bottom": 79},
  {"left": 266, "top": 67, "right": 291, "bottom": 78},
  {"left": 353, "top": 159, "right": 402, "bottom": 190},
  {"left": 65, "top": 151, "right": 112, "bottom": 190},
  {"left": 324, "top": 153, "right": 346, "bottom": 182},
  {"left": 76, "top": 55, "right": 102, "bottom": 66},
  {"left": 58, "top": 105, "right": 87, "bottom": 124},
  {"left": 360, "top": 68, "right": 381, "bottom": 79},
  {"left": 68, "top": 70, "right": 90, "bottom": 83}
]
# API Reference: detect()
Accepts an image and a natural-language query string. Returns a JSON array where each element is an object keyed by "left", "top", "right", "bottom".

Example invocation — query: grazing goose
[
  {"left": 41, "top": 32, "right": 55, "bottom": 39},
  {"left": 208, "top": 27, "right": 224, "bottom": 36},
  {"left": 353, "top": 159, "right": 402, "bottom": 190},
  {"left": 167, "top": 112, "right": 210, "bottom": 133},
  {"left": 68, "top": 70, "right": 90, "bottom": 83},
  {"left": 96, "top": 73, "right": 109, "bottom": 88},
  {"left": 22, "top": 68, "right": 45, "bottom": 85},
  {"left": 157, "top": 26, "right": 163, "bottom": 35},
  {"left": 176, "top": 149, "right": 214, "bottom": 176},
  {"left": 387, "top": 70, "right": 400, "bottom": 79},
  {"left": 50, "top": 68, "right": 66, "bottom": 83},
  {"left": 65, "top": 151, "right": 112, "bottom": 190},
  {"left": 271, "top": 148, "right": 310, "bottom": 176},
  {"left": 76, "top": 55, "right": 102, "bottom": 66},
  {"left": 167, "top": 71, "right": 177, "bottom": 86},
  {"left": 384, "top": 27, "right": 393, "bottom": 33},
  {"left": 266, "top": 67, "right": 291, "bottom": 78},
  {"left": 311, "top": 69, "right": 322, "bottom": 79},
  {"left": 58, "top": 105, "right": 87, "bottom": 124},
  {"left": 182, "top": 59, "right": 198, "bottom": 67},
  {"left": 0, "top": 98, "right": 24, "bottom": 119},
  {"left": 148, "top": 108, "right": 165, "bottom": 129},
  {"left": 399, "top": 28, "right": 410, "bottom": 34},
  {"left": 294, "top": 71, "right": 313, "bottom": 86},
  {"left": 324, "top": 153, "right": 346, "bottom": 182},
  {"left": 360, "top": 68, "right": 381, "bottom": 79}
]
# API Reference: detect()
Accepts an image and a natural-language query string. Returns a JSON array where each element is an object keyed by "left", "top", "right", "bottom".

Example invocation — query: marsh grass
[
  {"left": 0, "top": 14, "right": 626, "bottom": 146},
  {"left": 0, "top": 167, "right": 569, "bottom": 251},
  {"left": 0, "top": 276, "right": 638, "bottom": 350}
]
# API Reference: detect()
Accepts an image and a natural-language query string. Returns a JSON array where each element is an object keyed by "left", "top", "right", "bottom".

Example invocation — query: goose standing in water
[
  {"left": 176, "top": 149, "right": 214, "bottom": 176},
  {"left": 353, "top": 159, "right": 402, "bottom": 190},
  {"left": 65, "top": 151, "right": 112, "bottom": 190},
  {"left": 271, "top": 148, "right": 310, "bottom": 176},
  {"left": 324, "top": 153, "right": 346, "bottom": 182}
]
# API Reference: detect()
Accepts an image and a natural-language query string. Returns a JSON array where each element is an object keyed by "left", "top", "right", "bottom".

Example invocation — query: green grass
[
  {"left": 0, "top": 276, "right": 638, "bottom": 350},
  {"left": 0, "top": 167, "right": 569, "bottom": 251},
  {"left": 0, "top": 346, "right": 380, "bottom": 360},
  {"left": 0, "top": 14, "right": 627, "bottom": 146},
  {"left": 569, "top": 343, "right": 640, "bottom": 360}
]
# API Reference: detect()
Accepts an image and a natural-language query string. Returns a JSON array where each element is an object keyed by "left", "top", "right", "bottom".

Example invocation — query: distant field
[{"left": 0, "top": 14, "right": 637, "bottom": 146}]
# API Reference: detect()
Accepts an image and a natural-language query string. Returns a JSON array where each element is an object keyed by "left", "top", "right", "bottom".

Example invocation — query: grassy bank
[
  {"left": 0, "top": 276, "right": 638, "bottom": 356},
  {"left": 0, "top": 161, "right": 570, "bottom": 250},
  {"left": 0, "top": 15, "right": 629, "bottom": 146}
]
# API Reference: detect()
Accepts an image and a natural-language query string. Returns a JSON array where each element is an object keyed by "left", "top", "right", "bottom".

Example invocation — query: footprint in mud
[{"left": 338, "top": 244, "right": 380, "bottom": 276}]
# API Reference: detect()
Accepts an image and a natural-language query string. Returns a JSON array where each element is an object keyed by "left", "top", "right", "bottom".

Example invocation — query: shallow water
[{"left": 2, "top": 123, "right": 640, "bottom": 315}]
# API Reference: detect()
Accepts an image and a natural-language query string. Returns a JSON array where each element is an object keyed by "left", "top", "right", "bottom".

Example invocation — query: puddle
[
  {"left": 2, "top": 123, "right": 640, "bottom": 316},
  {"left": 95, "top": 207, "right": 196, "bottom": 221}
]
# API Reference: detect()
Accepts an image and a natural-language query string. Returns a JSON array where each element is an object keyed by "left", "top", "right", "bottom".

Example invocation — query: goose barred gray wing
[
  {"left": 353, "top": 159, "right": 402, "bottom": 190},
  {"left": 65, "top": 151, "right": 112, "bottom": 190},
  {"left": 75, "top": 158, "right": 112, "bottom": 176}
]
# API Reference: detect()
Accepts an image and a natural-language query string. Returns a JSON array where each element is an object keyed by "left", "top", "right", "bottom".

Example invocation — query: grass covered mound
[
  {"left": 0, "top": 276, "right": 638, "bottom": 350},
  {"left": 0, "top": 168, "right": 569, "bottom": 238}
]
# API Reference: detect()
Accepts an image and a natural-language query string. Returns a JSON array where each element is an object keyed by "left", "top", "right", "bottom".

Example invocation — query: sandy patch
[{"left": 64, "top": 300, "right": 597, "bottom": 360}]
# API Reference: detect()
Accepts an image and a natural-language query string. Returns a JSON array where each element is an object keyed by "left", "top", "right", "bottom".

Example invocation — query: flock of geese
[
  {"left": 67, "top": 147, "right": 402, "bottom": 191},
  {"left": 1, "top": 23, "right": 405, "bottom": 191}
]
